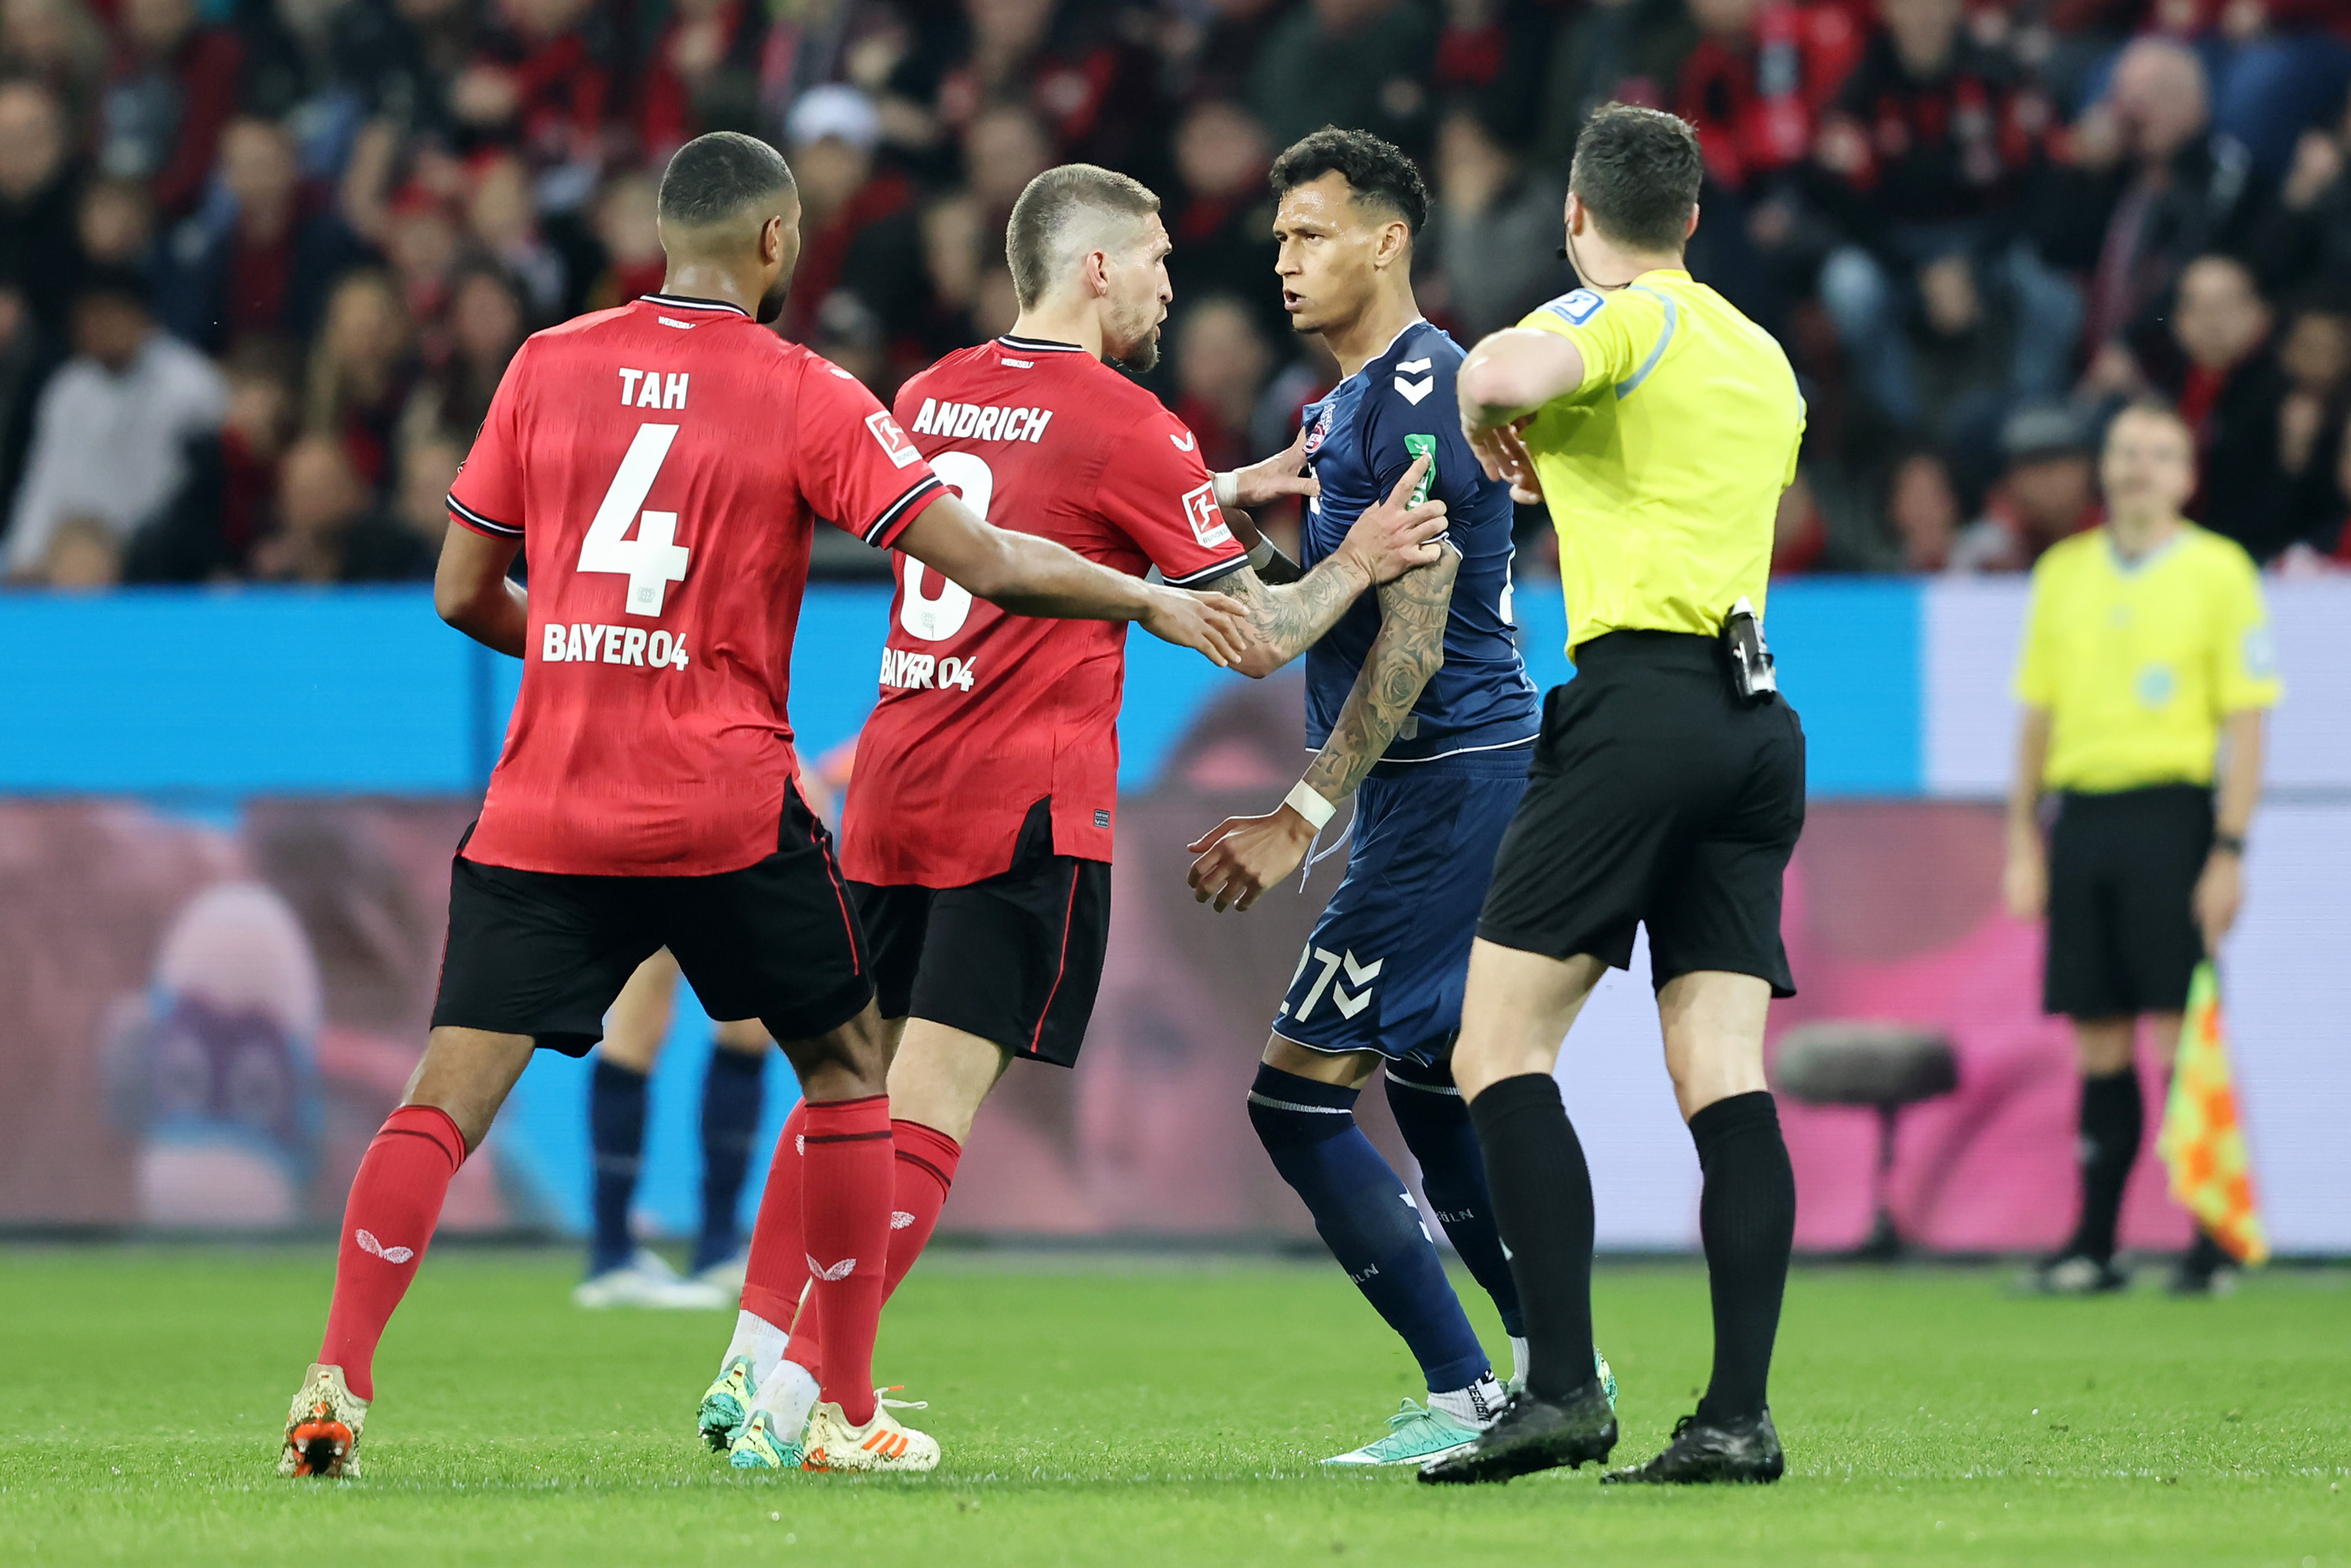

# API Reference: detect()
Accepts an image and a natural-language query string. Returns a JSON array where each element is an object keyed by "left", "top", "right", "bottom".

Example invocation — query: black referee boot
[
  {"left": 1416, "top": 1378, "right": 1616, "bottom": 1485},
  {"left": 1603, "top": 1407, "right": 1784, "bottom": 1485}
]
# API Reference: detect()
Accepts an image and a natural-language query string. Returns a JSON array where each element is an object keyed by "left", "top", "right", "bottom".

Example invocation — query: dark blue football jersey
[{"left": 1297, "top": 320, "right": 1539, "bottom": 762}]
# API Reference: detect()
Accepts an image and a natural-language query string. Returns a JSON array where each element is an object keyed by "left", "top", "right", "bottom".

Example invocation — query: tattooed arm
[
  {"left": 1202, "top": 451, "right": 1447, "bottom": 679},
  {"left": 1186, "top": 543, "right": 1461, "bottom": 912}
]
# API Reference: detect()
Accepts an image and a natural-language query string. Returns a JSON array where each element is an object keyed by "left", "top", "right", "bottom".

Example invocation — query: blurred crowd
[{"left": 2, "top": 0, "right": 2349, "bottom": 590}]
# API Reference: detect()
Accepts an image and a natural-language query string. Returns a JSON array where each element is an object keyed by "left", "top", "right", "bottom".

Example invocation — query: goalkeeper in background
[{"left": 2005, "top": 402, "right": 2280, "bottom": 1298}]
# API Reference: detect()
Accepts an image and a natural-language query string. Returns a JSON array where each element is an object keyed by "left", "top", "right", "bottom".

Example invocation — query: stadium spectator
[
  {"left": 77, "top": 174, "right": 156, "bottom": 272},
  {"left": 27, "top": 512, "right": 118, "bottom": 585},
  {"left": 2167, "top": 254, "right": 2295, "bottom": 559},
  {"left": 962, "top": 101, "right": 1053, "bottom": 234},
  {"left": 636, "top": 0, "right": 767, "bottom": 165},
  {"left": 1432, "top": 0, "right": 1553, "bottom": 144},
  {"left": 1959, "top": 402, "right": 2103, "bottom": 570},
  {"left": 254, "top": 432, "right": 433, "bottom": 583},
  {"left": 584, "top": 168, "right": 665, "bottom": 311},
  {"left": 465, "top": 151, "right": 567, "bottom": 320},
  {"left": 1169, "top": 294, "right": 1273, "bottom": 476},
  {"left": 1165, "top": 100, "right": 1283, "bottom": 342},
  {"left": 880, "top": 0, "right": 1164, "bottom": 176},
  {"left": 1426, "top": 103, "right": 1570, "bottom": 342},
  {"left": 100, "top": 0, "right": 242, "bottom": 220},
  {"left": 159, "top": 116, "right": 369, "bottom": 355},
  {"left": 403, "top": 262, "right": 527, "bottom": 445},
  {"left": 1531, "top": 0, "right": 1694, "bottom": 169},
  {"left": 1811, "top": 0, "right": 2077, "bottom": 435},
  {"left": 0, "top": 284, "right": 45, "bottom": 530},
  {"left": 2049, "top": 39, "right": 2272, "bottom": 391},
  {"left": 2276, "top": 296, "right": 2351, "bottom": 540},
  {"left": 5, "top": 266, "right": 225, "bottom": 578},
  {"left": 0, "top": 78, "right": 83, "bottom": 334},
  {"left": 777, "top": 85, "right": 923, "bottom": 348},
  {"left": 123, "top": 334, "right": 303, "bottom": 581},
  {"left": 388, "top": 425, "right": 463, "bottom": 557},
  {"left": 1884, "top": 446, "right": 1965, "bottom": 570},
  {"left": 2251, "top": 96, "right": 2351, "bottom": 295},
  {"left": 0, "top": 0, "right": 109, "bottom": 138},
  {"left": 450, "top": 0, "right": 611, "bottom": 188},
  {"left": 303, "top": 270, "right": 415, "bottom": 487},
  {"left": 1251, "top": 0, "right": 1439, "bottom": 153},
  {"left": 1673, "top": 0, "right": 1860, "bottom": 335}
]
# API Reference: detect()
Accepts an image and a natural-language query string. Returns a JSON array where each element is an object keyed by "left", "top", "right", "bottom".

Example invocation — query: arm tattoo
[
  {"left": 1207, "top": 549, "right": 1372, "bottom": 668},
  {"left": 1300, "top": 545, "right": 1460, "bottom": 806}
]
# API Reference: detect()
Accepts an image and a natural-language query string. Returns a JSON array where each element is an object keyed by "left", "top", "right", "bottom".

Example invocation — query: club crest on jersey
[
  {"left": 1302, "top": 407, "right": 1332, "bottom": 458},
  {"left": 1545, "top": 288, "right": 1608, "bottom": 327},
  {"left": 1181, "top": 480, "right": 1233, "bottom": 549},
  {"left": 866, "top": 410, "right": 921, "bottom": 468}
]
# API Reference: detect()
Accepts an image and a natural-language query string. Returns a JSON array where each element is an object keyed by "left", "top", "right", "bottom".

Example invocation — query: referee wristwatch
[{"left": 2212, "top": 832, "right": 2247, "bottom": 857}]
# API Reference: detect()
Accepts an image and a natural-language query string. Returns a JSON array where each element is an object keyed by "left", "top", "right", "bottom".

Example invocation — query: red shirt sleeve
[
  {"left": 447, "top": 341, "right": 531, "bottom": 539},
  {"left": 1093, "top": 402, "right": 1249, "bottom": 588},
  {"left": 794, "top": 354, "right": 946, "bottom": 549}
]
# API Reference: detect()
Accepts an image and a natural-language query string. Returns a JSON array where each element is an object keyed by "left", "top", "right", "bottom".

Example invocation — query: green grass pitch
[{"left": 2, "top": 1248, "right": 2344, "bottom": 1566}]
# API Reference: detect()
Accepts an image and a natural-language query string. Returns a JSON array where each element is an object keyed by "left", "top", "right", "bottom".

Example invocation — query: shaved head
[{"left": 656, "top": 132, "right": 800, "bottom": 320}]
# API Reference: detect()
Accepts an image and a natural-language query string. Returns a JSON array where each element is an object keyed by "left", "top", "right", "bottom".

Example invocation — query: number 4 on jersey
[{"left": 579, "top": 423, "right": 690, "bottom": 616}]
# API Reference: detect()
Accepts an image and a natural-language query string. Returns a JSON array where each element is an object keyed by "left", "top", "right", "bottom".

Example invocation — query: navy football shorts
[{"left": 1270, "top": 744, "right": 1532, "bottom": 1066}]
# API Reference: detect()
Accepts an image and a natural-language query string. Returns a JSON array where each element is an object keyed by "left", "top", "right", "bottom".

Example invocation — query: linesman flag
[{"left": 2157, "top": 962, "right": 2270, "bottom": 1266}]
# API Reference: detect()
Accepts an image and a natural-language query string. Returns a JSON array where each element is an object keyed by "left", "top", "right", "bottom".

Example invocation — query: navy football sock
[
  {"left": 1248, "top": 1064, "right": 1490, "bottom": 1393},
  {"left": 589, "top": 1058, "right": 649, "bottom": 1277},
  {"left": 694, "top": 1045, "right": 766, "bottom": 1273},
  {"left": 1386, "top": 1058, "right": 1525, "bottom": 1338}
]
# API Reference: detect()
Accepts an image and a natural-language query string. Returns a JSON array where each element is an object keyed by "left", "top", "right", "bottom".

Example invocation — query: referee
[
  {"left": 1418, "top": 105, "right": 1806, "bottom": 1488},
  {"left": 2005, "top": 402, "right": 2280, "bottom": 1298}
]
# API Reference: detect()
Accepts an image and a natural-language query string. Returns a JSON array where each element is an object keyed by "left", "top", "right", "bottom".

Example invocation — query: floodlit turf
[{"left": 1, "top": 1248, "right": 2344, "bottom": 1566}]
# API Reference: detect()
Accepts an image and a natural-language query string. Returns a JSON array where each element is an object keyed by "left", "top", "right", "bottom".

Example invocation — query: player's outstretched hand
[
  {"left": 1341, "top": 454, "right": 1448, "bottom": 584},
  {"left": 1223, "top": 427, "right": 1322, "bottom": 508},
  {"left": 1186, "top": 805, "right": 1320, "bottom": 913},
  {"left": 1464, "top": 415, "right": 1544, "bottom": 505},
  {"left": 1140, "top": 585, "right": 1253, "bottom": 667}
]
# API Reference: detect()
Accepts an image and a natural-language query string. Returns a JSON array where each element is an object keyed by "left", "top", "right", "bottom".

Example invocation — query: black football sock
[
  {"left": 2067, "top": 1066, "right": 2143, "bottom": 1263},
  {"left": 1467, "top": 1073, "right": 1596, "bottom": 1400},
  {"left": 694, "top": 1045, "right": 766, "bottom": 1273},
  {"left": 1690, "top": 1091, "right": 1795, "bottom": 1426},
  {"left": 588, "top": 1058, "right": 649, "bottom": 1277},
  {"left": 1386, "top": 1059, "right": 1525, "bottom": 1338}
]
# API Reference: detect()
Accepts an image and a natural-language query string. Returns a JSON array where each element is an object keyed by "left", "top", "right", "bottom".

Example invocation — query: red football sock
[
  {"left": 781, "top": 1117, "right": 964, "bottom": 1377},
  {"left": 882, "top": 1118, "right": 962, "bottom": 1295},
  {"left": 739, "top": 1099, "right": 810, "bottom": 1331},
  {"left": 316, "top": 1105, "right": 468, "bottom": 1402},
  {"left": 799, "top": 1094, "right": 894, "bottom": 1425}
]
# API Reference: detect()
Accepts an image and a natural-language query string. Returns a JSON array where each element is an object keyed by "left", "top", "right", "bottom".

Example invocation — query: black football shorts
[
  {"left": 849, "top": 798, "right": 1111, "bottom": 1069},
  {"left": 2043, "top": 784, "right": 2213, "bottom": 1019},
  {"left": 431, "top": 781, "right": 872, "bottom": 1055},
  {"left": 1478, "top": 630, "right": 1806, "bottom": 996}
]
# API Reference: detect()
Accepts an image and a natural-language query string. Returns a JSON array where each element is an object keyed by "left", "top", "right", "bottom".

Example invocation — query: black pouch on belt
[{"left": 1721, "top": 595, "right": 1779, "bottom": 704}]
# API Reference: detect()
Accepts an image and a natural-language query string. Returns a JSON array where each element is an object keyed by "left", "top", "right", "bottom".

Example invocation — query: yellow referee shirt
[
  {"left": 2014, "top": 523, "right": 2283, "bottom": 792},
  {"left": 1516, "top": 270, "right": 1806, "bottom": 651}
]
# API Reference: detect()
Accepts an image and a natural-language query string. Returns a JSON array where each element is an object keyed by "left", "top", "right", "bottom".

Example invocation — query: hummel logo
[
  {"left": 355, "top": 1229, "right": 415, "bottom": 1265},
  {"left": 889, "top": 1211, "right": 915, "bottom": 1229},
  {"left": 1403, "top": 1191, "right": 1433, "bottom": 1244},
  {"left": 1394, "top": 358, "right": 1435, "bottom": 404},
  {"left": 808, "top": 1255, "right": 859, "bottom": 1281},
  {"left": 1168, "top": 430, "right": 1197, "bottom": 452},
  {"left": 1292, "top": 946, "right": 1384, "bottom": 1021}
]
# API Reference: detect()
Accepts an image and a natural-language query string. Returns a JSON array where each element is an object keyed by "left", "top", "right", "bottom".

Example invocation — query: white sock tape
[{"left": 1283, "top": 780, "right": 1336, "bottom": 831}]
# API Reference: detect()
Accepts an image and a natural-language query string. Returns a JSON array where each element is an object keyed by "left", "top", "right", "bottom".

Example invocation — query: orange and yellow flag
[{"left": 2157, "top": 962, "right": 2269, "bottom": 1266}]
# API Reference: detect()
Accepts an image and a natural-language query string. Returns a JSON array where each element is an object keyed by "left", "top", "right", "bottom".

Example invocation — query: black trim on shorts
[
  {"left": 430, "top": 782, "right": 872, "bottom": 1054},
  {"left": 2043, "top": 784, "right": 2213, "bottom": 1018},
  {"left": 849, "top": 798, "right": 1111, "bottom": 1069},
  {"left": 1476, "top": 630, "right": 1806, "bottom": 997}
]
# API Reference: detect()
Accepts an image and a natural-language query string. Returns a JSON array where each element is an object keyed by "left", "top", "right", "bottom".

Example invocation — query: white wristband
[
  {"left": 1213, "top": 469, "right": 1241, "bottom": 512},
  {"left": 1283, "top": 780, "right": 1336, "bottom": 831},
  {"left": 1248, "top": 537, "right": 1278, "bottom": 570}
]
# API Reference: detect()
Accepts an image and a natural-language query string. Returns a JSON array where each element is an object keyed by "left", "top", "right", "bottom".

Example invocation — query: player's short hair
[
  {"left": 1269, "top": 126, "right": 1428, "bottom": 234},
  {"left": 2106, "top": 399, "right": 2196, "bottom": 450},
  {"left": 657, "top": 132, "right": 795, "bottom": 230},
  {"left": 1569, "top": 103, "right": 1703, "bottom": 254},
  {"left": 1005, "top": 164, "right": 1161, "bottom": 310}
]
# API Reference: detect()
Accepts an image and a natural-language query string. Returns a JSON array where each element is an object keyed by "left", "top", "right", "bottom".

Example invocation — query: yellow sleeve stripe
[{"left": 1614, "top": 286, "right": 1679, "bottom": 400}]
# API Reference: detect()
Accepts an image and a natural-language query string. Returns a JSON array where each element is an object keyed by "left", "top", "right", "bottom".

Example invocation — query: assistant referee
[
  {"left": 2005, "top": 402, "right": 2280, "bottom": 1298},
  {"left": 1418, "top": 105, "right": 1806, "bottom": 1488}
]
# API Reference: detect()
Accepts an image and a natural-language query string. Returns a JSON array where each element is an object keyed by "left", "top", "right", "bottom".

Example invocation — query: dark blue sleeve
[{"left": 1358, "top": 345, "right": 1505, "bottom": 541}]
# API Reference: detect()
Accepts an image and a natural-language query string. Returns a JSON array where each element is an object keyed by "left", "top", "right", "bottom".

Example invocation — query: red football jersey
[
  {"left": 839, "top": 335, "right": 1249, "bottom": 888},
  {"left": 447, "top": 293, "right": 946, "bottom": 877}
]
